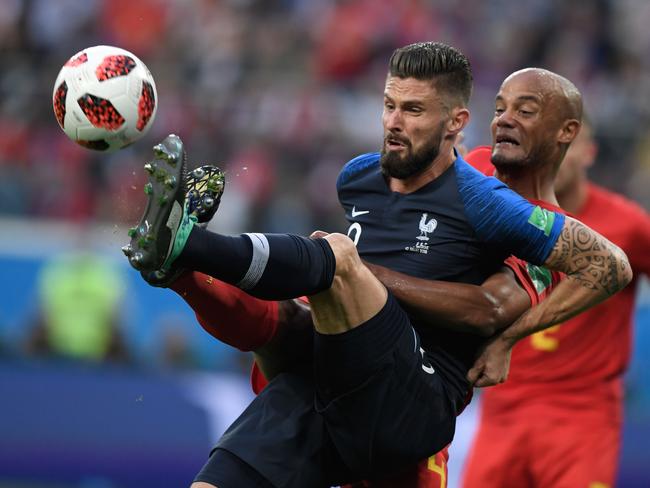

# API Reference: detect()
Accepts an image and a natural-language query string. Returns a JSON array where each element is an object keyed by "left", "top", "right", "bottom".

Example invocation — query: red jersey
[{"left": 466, "top": 146, "right": 650, "bottom": 420}]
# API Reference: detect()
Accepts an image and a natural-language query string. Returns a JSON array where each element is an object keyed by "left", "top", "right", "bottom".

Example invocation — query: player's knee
[{"left": 323, "top": 233, "right": 362, "bottom": 277}]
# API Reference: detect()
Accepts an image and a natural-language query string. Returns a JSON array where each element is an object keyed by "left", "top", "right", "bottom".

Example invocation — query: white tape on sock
[{"left": 237, "top": 233, "right": 270, "bottom": 290}]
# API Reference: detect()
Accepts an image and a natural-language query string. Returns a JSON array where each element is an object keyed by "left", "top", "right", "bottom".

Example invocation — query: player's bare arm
[
  {"left": 364, "top": 262, "right": 530, "bottom": 336},
  {"left": 512, "top": 216, "right": 631, "bottom": 338},
  {"left": 468, "top": 216, "right": 632, "bottom": 387},
  {"left": 546, "top": 216, "right": 630, "bottom": 295}
]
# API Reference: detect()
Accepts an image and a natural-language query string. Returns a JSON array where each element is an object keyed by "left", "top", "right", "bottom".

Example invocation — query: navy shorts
[
  {"left": 203, "top": 293, "right": 456, "bottom": 484},
  {"left": 194, "top": 448, "right": 273, "bottom": 488},
  {"left": 209, "top": 371, "right": 354, "bottom": 488},
  {"left": 313, "top": 292, "right": 457, "bottom": 478}
]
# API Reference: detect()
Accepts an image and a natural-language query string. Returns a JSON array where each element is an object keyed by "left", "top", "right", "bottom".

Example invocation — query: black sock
[{"left": 177, "top": 227, "right": 336, "bottom": 300}]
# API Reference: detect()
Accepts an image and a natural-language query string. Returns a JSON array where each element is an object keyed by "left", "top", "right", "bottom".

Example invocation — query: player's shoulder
[
  {"left": 337, "top": 152, "right": 381, "bottom": 188},
  {"left": 531, "top": 200, "right": 566, "bottom": 216},
  {"left": 588, "top": 182, "right": 649, "bottom": 218},
  {"left": 464, "top": 145, "right": 496, "bottom": 176},
  {"left": 453, "top": 152, "right": 506, "bottom": 193}
]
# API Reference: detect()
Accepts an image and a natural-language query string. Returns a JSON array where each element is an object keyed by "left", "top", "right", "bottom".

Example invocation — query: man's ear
[
  {"left": 448, "top": 107, "right": 470, "bottom": 136},
  {"left": 558, "top": 119, "right": 580, "bottom": 144}
]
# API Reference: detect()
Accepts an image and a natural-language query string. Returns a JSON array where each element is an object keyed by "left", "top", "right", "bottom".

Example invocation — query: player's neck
[
  {"left": 556, "top": 178, "right": 588, "bottom": 214},
  {"left": 495, "top": 167, "right": 559, "bottom": 206},
  {"left": 388, "top": 146, "right": 455, "bottom": 194}
]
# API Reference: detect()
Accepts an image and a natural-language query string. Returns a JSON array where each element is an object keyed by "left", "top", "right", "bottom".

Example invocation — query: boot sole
[{"left": 124, "top": 134, "right": 187, "bottom": 271}]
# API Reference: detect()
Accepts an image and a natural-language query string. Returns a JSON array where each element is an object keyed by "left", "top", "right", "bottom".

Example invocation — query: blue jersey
[{"left": 337, "top": 152, "right": 565, "bottom": 396}]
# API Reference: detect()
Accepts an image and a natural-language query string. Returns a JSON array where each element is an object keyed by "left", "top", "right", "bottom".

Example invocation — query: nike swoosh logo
[{"left": 351, "top": 206, "right": 370, "bottom": 217}]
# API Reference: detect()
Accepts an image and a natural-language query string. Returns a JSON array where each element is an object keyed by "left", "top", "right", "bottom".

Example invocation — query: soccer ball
[{"left": 52, "top": 45, "right": 157, "bottom": 152}]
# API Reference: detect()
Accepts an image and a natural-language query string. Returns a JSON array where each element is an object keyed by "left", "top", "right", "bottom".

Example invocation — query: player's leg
[
  {"left": 172, "top": 269, "right": 314, "bottom": 380},
  {"left": 172, "top": 270, "right": 314, "bottom": 380},
  {"left": 168, "top": 229, "right": 386, "bottom": 337},
  {"left": 171, "top": 270, "right": 280, "bottom": 350},
  {"left": 251, "top": 297, "right": 314, "bottom": 380},
  {"left": 529, "top": 412, "right": 620, "bottom": 488},
  {"left": 192, "top": 448, "right": 274, "bottom": 488},
  {"left": 307, "top": 231, "right": 387, "bottom": 334},
  {"left": 178, "top": 166, "right": 316, "bottom": 375},
  {"left": 123, "top": 135, "right": 387, "bottom": 325},
  {"left": 205, "top": 371, "right": 353, "bottom": 488},
  {"left": 121, "top": 135, "right": 337, "bottom": 300},
  {"left": 126, "top": 141, "right": 318, "bottom": 379},
  {"left": 168, "top": 220, "right": 434, "bottom": 477},
  {"left": 123, "top": 136, "right": 452, "bottom": 477},
  {"left": 173, "top": 227, "right": 425, "bottom": 478},
  {"left": 461, "top": 413, "right": 531, "bottom": 488},
  {"left": 128, "top": 212, "right": 339, "bottom": 301},
  {"left": 172, "top": 236, "right": 436, "bottom": 478},
  {"left": 296, "top": 238, "right": 457, "bottom": 476}
]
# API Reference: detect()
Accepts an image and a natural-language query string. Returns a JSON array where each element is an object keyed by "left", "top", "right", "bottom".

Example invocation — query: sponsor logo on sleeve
[{"left": 527, "top": 206, "right": 555, "bottom": 236}]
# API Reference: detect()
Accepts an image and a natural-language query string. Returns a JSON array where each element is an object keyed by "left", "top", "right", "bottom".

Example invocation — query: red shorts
[{"left": 462, "top": 411, "right": 620, "bottom": 488}]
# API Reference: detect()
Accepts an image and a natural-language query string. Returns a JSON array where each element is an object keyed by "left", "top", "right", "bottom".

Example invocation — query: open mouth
[
  {"left": 386, "top": 137, "right": 408, "bottom": 150},
  {"left": 495, "top": 134, "right": 520, "bottom": 148}
]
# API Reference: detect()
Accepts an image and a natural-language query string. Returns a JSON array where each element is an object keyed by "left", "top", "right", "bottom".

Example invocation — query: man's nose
[
  {"left": 384, "top": 109, "right": 404, "bottom": 132},
  {"left": 496, "top": 109, "right": 515, "bottom": 127}
]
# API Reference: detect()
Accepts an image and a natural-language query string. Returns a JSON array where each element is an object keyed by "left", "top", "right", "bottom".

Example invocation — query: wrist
[{"left": 497, "top": 330, "right": 519, "bottom": 348}]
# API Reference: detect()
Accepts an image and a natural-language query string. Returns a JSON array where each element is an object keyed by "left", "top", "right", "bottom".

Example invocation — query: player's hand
[
  {"left": 467, "top": 336, "right": 512, "bottom": 387},
  {"left": 310, "top": 230, "right": 330, "bottom": 239}
]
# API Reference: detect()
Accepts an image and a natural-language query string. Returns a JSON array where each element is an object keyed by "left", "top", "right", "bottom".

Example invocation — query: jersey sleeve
[
  {"left": 504, "top": 255, "right": 565, "bottom": 307},
  {"left": 456, "top": 161, "right": 565, "bottom": 265},
  {"left": 504, "top": 256, "right": 542, "bottom": 307},
  {"left": 336, "top": 152, "right": 380, "bottom": 191}
]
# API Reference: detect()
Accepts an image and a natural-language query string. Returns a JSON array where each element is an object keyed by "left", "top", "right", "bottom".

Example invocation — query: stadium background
[{"left": 0, "top": 0, "right": 648, "bottom": 486}]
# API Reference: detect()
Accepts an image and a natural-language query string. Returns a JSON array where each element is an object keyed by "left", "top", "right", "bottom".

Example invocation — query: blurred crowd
[
  {"left": 1, "top": 0, "right": 649, "bottom": 233},
  {"left": 1, "top": 0, "right": 650, "bottom": 369}
]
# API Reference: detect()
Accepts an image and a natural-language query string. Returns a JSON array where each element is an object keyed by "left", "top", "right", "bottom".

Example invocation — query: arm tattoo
[{"left": 545, "top": 217, "right": 631, "bottom": 295}]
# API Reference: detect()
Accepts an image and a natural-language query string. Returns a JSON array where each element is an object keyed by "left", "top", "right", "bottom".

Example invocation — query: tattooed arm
[
  {"left": 512, "top": 216, "right": 631, "bottom": 330},
  {"left": 469, "top": 216, "right": 632, "bottom": 386}
]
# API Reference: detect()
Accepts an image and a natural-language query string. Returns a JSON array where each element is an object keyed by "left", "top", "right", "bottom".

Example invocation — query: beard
[
  {"left": 380, "top": 123, "right": 444, "bottom": 180},
  {"left": 491, "top": 150, "right": 532, "bottom": 170},
  {"left": 491, "top": 141, "right": 551, "bottom": 173}
]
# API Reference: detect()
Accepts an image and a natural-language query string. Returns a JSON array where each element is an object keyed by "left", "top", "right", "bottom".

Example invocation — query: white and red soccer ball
[{"left": 52, "top": 45, "right": 157, "bottom": 152}]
